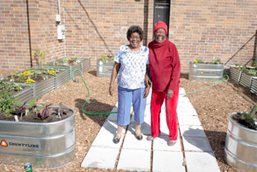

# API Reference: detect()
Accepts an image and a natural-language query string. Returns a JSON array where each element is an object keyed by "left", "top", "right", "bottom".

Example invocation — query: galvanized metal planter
[
  {"left": 22, "top": 76, "right": 55, "bottom": 98},
  {"left": 54, "top": 69, "right": 70, "bottom": 89},
  {"left": 0, "top": 105, "right": 75, "bottom": 168},
  {"left": 189, "top": 63, "right": 224, "bottom": 80},
  {"left": 96, "top": 59, "right": 113, "bottom": 77},
  {"left": 13, "top": 85, "right": 34, "bottom": 104},
  {"left": 250, "top": 78, "right": 257, "bottom": 95},
  {"left": 43, "top": 57, "right": 90, "bottom": 81},
  {"left": 239, "top": 72, "right": 257, "bottom": 88},
  {"left": 229, "top": 66, "right": 242, "bottom": 84},
  {"left": 225, "top": 113, "right": 257, "bottom": 172},
  {"left": 79, "top": 58, "right": 91, "bottom": 73},
  {"left": 48, "top": 64, "right": 80, "bottom": 81}
]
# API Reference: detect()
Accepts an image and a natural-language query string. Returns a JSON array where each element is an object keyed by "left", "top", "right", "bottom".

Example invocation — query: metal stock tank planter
[
  {"left": 189, "top": 62, "right": 224, "bottom": 80},
  {"left": 225, "top": 109, "right": 257, "bottom": 172},
  {"left": 97, "top": 55, "right": 114, "bottom": 77},
  {"left": 0, "top": 104, "right": 75, "bottom": 168}
]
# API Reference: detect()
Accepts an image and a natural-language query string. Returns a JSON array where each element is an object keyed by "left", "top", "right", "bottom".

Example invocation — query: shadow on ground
[
  {"left": 88, "top": 70, "right": 97, "bottom": 77},
  {"left": 181, "top": 72, "right": 189, "bottom": 79},
  {"left": 183, "top": 128, "right": 227, "bottom": 164},
  {"left": 75, "top": 98, "right": 115, "bottom": 127}
]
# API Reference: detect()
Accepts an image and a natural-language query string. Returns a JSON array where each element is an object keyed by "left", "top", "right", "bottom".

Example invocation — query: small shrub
[{"left": 233, "top": 105, "right": 257, "bottom": 130}]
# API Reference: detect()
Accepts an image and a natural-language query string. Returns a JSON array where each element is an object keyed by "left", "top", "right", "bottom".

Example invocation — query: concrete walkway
[{"left": 81, "top": 88, "right": 221, "bottom": 172}]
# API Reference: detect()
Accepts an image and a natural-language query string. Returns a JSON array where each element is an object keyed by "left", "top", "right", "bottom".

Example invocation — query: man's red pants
[{"left": 150, "top": 87, "right": 179, "bottom": 141}]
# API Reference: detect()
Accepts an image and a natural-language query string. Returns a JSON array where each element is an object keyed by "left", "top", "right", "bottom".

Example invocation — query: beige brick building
[{"left": 0, "top": 0, "right": 256, "bottom": 72}]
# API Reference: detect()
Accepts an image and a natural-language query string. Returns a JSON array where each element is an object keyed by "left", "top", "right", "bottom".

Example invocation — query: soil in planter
[
  {"left": 0, "top": 105, "right": 73, "bottom": 123},
  {"left": 232, "top": 112, "right": 257, "bottom": 130}
]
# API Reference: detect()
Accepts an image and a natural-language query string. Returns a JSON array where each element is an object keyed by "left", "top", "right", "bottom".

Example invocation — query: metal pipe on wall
[
  {"left": 26, "top": 0, "right": 33, "bottom": 67},
  {"left": 57, "top": 0, "right": 61, "bottom": 15}
]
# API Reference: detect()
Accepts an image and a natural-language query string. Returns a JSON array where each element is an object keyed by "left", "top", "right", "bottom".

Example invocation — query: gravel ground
[{"left": 0, "top": 70, "right": 256, "bottom": 172}]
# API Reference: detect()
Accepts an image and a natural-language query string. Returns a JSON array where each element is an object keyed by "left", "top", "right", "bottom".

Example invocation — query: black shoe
[
  {"left": 135, "top": 134, "right": 143, "bottom": 140},
  {"left": 146, "top": 136, "right": 154, "bottom": 141},
  {"left": 113, "top": 136, "right": 120, "bottom": 144}
]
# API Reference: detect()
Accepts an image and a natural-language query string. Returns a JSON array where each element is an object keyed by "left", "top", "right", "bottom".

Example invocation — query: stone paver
[
  {"left": 153, "top": 151, "right": 185, "bottom": 172},
  {"left": 124, "top": 126, "right": 151, "bottom": 150},
  {"left": 117, "top": 148, "right": 151, "bottom": 171},
  {"left": 91, "top": 120, "right": 122, "bottom": 148},
  {"left": 81, "top": 88, "right": 221, "bottom": 172},
  {"left": 185, "top": 152, "right": 221, "bottom": 172},
  {"left": 81, "top": 146, "right": 119, "bottom": 169},
  {"left": 182, "top": 136, "right": 213, "bottom": 152}
]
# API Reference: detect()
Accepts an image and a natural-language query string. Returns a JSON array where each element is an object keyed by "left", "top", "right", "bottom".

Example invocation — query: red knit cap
[{"left": 153, "top": 21, "right": 168, "bottom": 34}]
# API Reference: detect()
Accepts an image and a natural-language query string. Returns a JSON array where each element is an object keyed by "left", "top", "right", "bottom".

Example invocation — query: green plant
[
  {"left": 191, "top": 57, "right": 222, "bottom": 64},
  {"left": 63, "top": 57, "right": 79, "bottom": 65},
  {"left": 99, "top": 55, "right": 114, "bottom": 63},
  {"left": 0, "top": 81, "right": 22, "bottom": 92},
  {"left": 7, "top": 68, "right": 57, "bottom": 84},
  {"left": 211, "top": 57, "right": 221, "bottom": 64},
  {"left": 251, "top": 59, "right": 257, "bottom": 68},
  {"left": 192, "top": 59, "right": 203, "bottom": 64},
  {"left": 32, "top": 49, "right": 46, "bottom": 66},
  {"left": 233, "top": 105, "right": 257, "bottom": 130},
  {"left": 0, "top": 92, "right": 17, "bottom": 113}
]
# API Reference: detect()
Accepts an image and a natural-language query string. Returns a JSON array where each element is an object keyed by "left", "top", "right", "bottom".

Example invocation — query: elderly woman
[
  {"left": 147, "top": 21, "right": 180, "bottom": 146},
  {"left": 109, "top": 25, "right": 150, "bottom": 144}
]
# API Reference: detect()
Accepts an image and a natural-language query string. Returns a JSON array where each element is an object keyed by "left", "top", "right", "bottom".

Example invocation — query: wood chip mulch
[{"left": 0, "top": 70, "right": 256, "bottom": 172}]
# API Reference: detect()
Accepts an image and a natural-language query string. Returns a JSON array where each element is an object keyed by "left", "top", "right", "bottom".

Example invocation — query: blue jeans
[{"left": 117, "top": 87, "right": 146, "bottom": 126}]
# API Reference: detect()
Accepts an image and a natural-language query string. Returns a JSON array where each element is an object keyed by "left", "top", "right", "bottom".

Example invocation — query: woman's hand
[
  {"left": 167, "top": 89, "right": 173, "bottom": 99},
  {"left": 109, "top": 84, "right": 114, "bottom": 96},
  {"left": 144, "top": 86, "right": 150, "bottom": 98},
  {"left": 109, "top": 63, "right": 120, "bottom": 96}
]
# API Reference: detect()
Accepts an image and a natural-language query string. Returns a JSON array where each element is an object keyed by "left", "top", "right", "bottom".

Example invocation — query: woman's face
[
  {"left": 154, "top": 28, "right": 166, "bottom": 43},
  {"left": 129, "top": 32, "right": 141, "bottom": 49}
]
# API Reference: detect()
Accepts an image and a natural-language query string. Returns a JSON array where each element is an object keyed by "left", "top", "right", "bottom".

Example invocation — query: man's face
[{"left": 154, "top": 28, "right": 166, "bottom": 43}]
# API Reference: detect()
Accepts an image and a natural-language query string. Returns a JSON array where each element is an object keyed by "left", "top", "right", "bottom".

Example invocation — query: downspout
[
  {"left": 57, "top": 0, "right": 67, "bottom": 57},
  {"left": 57, "top": 0, "right": 61, "bottom": 15},
  {"left": 26, "top": 0, "right": 33, "bottom": 67}
]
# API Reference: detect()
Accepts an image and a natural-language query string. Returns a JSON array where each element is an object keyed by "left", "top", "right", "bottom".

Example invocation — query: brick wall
[
  {"left": 170, "top": 0, "right": 257, "bottom": 72},
  {"left": 0, "top": 0, "right": 256, "bottom": 73},
  {"left": 29, "top": 0, "right": 66, "bottom": 66},
  {"left": 0, "top": 0, "right": 66, "bottom": 71},
  {"left": 64, "top": 0, "right": 149, "bottom": 66},
  {"left": 0, "top": 1, "right": 31, "bottom": 70}
]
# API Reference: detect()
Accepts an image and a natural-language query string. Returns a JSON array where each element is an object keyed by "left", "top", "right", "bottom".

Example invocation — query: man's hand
[{"left": 167, "top": 89, "right": 173, "bottom": 99}]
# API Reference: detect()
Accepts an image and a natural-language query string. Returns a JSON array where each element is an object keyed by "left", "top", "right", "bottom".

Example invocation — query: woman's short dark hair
[{"left": 127, "top": 25, "right": 143, "bottom": 41}]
